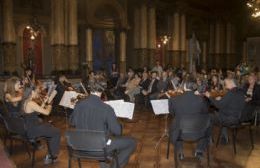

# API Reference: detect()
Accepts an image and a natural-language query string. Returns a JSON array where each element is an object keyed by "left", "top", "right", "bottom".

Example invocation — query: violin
[{"left": 209, "top": 90, "right": 226, "bottom": 98}]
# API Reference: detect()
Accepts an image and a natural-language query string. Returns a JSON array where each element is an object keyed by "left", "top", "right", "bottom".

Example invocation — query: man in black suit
[
  {"left": 142, "top": 71, "right": 159, "bottom": 100},
  {"left": 205, "top": 78, "right": 246, "bottom": 142},
  {"left": 169, "top": 78, "right": 210, "bottom": 159},
  {"left": 70, "top": 90, "right": 136, "bottom": 168}
]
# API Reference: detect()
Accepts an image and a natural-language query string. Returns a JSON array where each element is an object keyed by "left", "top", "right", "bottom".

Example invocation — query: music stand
[
  {"left": 150, "top": 99, "right": 170, "bottom": 149},
  {"left": 155, "top": 114, "right": 169, "bottom": 149}
]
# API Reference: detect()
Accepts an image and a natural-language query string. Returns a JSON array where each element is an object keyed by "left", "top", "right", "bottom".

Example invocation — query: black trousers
[
  {"left": 27, "top": 123, "right": 61, "bottom": 157},
  {"left": 100, "top": 136, "right": 136, "bottom": 168}
]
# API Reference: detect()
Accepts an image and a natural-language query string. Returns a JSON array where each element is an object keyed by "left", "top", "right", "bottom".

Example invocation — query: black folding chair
[
  {"left": 167, "top": 115, "right": 211, "bottom": 168},
  {"left": 0, "top": 114, "right": 48, "bottom": 168},
  {"left": 216, "top": 121, "right": 254, "bottom": 154},
  {"left": 65, "top": 129, "right": 119, "bottom": 168}
]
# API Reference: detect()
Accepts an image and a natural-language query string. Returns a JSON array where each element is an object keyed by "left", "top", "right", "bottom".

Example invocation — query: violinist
[
  {"left": 52, "top": 75, "right": 73, "bottom": 106},
  {"left": 23, "top": 87, "right": 61, "bottom": 165},
  {"left": 205, "top": 78, "right": 246, "bottom": 144},
  {"left": 4, "top": 77, "right": 24, "bottom": 117}
]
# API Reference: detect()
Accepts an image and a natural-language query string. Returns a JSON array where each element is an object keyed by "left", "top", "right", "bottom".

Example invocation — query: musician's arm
[
  {"left": 107, "top": 108, "right": 122, "bottom": 136},
  {"left": 168, "top": 98, "right": 175, "bottom": 116},
  {"left": 5, "top": 93, "right": 22, "bottom": 103},
  {"left": 26, "top": 101, "right": 52, "bottom": 115},
  {"left": 210, "top": 92, "right": 231, "bottom": 110}
]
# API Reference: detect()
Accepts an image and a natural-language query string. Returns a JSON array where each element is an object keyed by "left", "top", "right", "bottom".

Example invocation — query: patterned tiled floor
[{"left": 6, "top": 107, "right": 260, "bottom": 168}]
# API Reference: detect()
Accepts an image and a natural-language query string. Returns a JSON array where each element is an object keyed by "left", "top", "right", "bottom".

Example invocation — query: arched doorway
[
  {"left": 22, "top": 27, "right": 43, "bottom": 76},
  {"left": 92, "top": 3, "right": 121, "bottom": 72}
]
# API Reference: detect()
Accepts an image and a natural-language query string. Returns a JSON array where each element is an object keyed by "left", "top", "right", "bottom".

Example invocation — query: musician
[
  {"left": 169, "top": 78, "right": 210, "bottom": 160},
  {"left": 157, "top": 71, "right": 170, "bottom": 99},
  {"left": 23, "top": 87, "right": 61, "bottom": 165},
  {"left": 52, "top": 74, "right": 73, "bottom": 106},
  {"left": 70, "top": 89, "right": 136, "bottom": 168},
  {"left": 4, "top": 77, "right": 24, "bottom": 117},
  {"left": 205, "top": 78, "right": 246, "bottom": 143}
]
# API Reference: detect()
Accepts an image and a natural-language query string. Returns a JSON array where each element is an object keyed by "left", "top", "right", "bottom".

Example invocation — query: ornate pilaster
[
  {"left": 180, "top": 13, "right": 186, "bottom": 67},
  {"left": 147, "top": 6, "right": 156, "bottom": 67},
  {"left": 52, "top": 44, "right": 66, "bottom": 71},
  {"left": 209, "top": 23, "right": 215, "bottom": 68},
  {"left": 67, "top": 0, "right": 78, "bottom": 71},
  {"left": 2, "top": 43, "right": 16, "bottom": 73},
  {"left": 226, "top": 22, "right": 232, "bottom": 69},
  {"left": 3, "top": 0, "right": 16, "bottom": 73},
  {"left": 51, "top": 0, "right": 67, "bottom": 71},
  {"left": 171, "top": 12, "right": 181, "bottom": 67},
  {"left": 139, "top": 4, "right": 148, "bottom": 67}
]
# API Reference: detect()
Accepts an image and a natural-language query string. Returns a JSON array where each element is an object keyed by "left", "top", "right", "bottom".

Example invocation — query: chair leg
[
  {"left": 68, "top": 157, "right": 71, "bottom": 168},
  {"left": 77, "top": 158, "right": 81, "bottom": 168},
  {"left": 166, "top": 136, "right": 170, "bottom": 159},
  {"left": 207, "top": 146, "right": 210, "bottom": 167},
  {"left": 24, "top": 141, "right": 31, "bottom": 158},
  {"left": 174, "top": 146, "right": 178, "bottom": 168},
  {"left": 249, "top": 126, "right": 254, "bottom": 150},
  {"left": 114, "top": 154, "right": 120, "bottom": 168},
  {"left": 216, "top": 126, "right": 222, "bottom": 147},
  {"left": 9, "top": 138, "right": 13, "bottom": 155},
  {"left": 31, "top": 145, "right": 37, "bottom": 168},
  {"left": 232, "top": 128, "right": 237, "bottom": 154}
]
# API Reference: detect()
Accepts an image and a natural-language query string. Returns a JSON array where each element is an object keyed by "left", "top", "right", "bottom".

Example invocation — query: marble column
[
  {"left": 86, "top": 28, "right": 93, "bottom": 71},
  {"left": 171, "top": 12, "right": 180, "bottom": 67},
  {"left": 180, "top": 13, "right": 186, "bottom": 67},
  {"left": 119, "top": 31, "right": 127, "bottom": 73},
  {"left": 133, "top": 7, "right": 140, "bottom": 68},
  {"left": 231, "top": 25, "right": 236, "bottom": 67},
  {"left": 3, "top": 0, "right": 16, "bottom": 73},
  {"left": 215, "top": 22, "right": 221, "bottom": 68},
  {"left": 147, "top": 7, "right": 156, "bottom": 67},
  {"left": 139, "top": 4, "right": 148, "bottom": 67},
  {"left": 209, "top": 23, "right": 215, "bottom": 68},
  {"left": 68, "top": 0, "right": 78, "bottom": 72},
  {"left": 242, "top": 41, "right": 247, "bottom": 63},
  {"left": 202, "top": 42, "right": 207, "bottom": 69},
  {"left": 226, "top": 22, "right": 232, "bottom": 69},
  {"left": 219, "top": 23, "right": 226, "bottom": 68},
  {"left": 51, "top": 0, "right": 66, "bottom": 71}
]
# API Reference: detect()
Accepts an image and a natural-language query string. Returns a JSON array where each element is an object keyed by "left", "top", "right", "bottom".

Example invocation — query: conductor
[{"left": 70, "top": 89, "right": 136, "bottom": 168}]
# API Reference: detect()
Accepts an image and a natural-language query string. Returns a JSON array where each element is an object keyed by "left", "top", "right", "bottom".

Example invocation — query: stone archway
[
  {"left": 85, "top": 0, "right": 128, "bottom": 73},
  {"left": 17, "top": 24, "right": 46, "bottom": 76}
]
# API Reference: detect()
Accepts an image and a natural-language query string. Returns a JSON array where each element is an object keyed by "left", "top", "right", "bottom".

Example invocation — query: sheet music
[
  {"left": 105, "top": 100, "right": 134, "bottom": 120},
  {"left": 59, "top": 91, "right": 79, "bottom": 109},
  {"left": 48, "top": 90, "right": 57, "bottom": 104},
  {"left": 150, "top": 99, "right": 169, "bottom": 115}
]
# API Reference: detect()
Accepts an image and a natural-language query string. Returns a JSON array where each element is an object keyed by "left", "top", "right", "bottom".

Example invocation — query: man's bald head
[{"left": 224, "top": 78, "right": 237, "bottom": 90}]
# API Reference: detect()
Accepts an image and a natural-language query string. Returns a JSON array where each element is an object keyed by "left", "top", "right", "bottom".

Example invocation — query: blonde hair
[{"left": 4, "top": 77, "right": 20, "bottom": 97}]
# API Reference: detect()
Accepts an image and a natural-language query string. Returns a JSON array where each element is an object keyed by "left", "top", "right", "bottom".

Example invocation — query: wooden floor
[{"left": 6, "top": 107, "right": 260, "bottom": 168}]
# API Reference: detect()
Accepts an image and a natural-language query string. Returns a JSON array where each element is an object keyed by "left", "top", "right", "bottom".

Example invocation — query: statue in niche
[{"left": 189, "top": 32, "right": 201, "bottom": 74}]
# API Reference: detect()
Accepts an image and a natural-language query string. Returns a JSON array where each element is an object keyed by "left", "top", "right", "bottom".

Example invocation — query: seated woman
[
  {"left": 23, "top": 87, "right": 61, "bottom": 165},
  {"left": 209, "top": 75, "right": 223, "bottom": 91},
  {"left": 4, "top": 77, "right": 24, "bottom": 117},
  {"left": 125, "top": 73, "right": 141, "bottom": 102}
]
